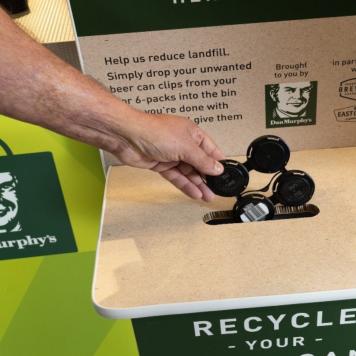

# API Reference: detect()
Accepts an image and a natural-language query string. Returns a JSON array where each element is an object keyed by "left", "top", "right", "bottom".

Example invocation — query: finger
[
  {"left": 182, "top": 145, "right": 224, "bottom": 177},
  {"left": 177, "top": 162, "right": 204, "bottom": 186},
  {"left": 176, "top": 163, "right": 216, "bottom": 201},
  {"left": 198, "top": 181, "right": 216, "bottom": 202},
  {"left": 160, "top": 168, "right": 203, "bottom": 200},
  {"left": 150, "top": 161, "right": 179, "bottom": 173},
  {"left": 177, "top": 163, "right": 217, "bottom": 201},
  {"left": 190, "top": 126, "right": 225, "bottom": 160},
  {"left": 199, "top": 135, "right": 225, "bottom": 161}
]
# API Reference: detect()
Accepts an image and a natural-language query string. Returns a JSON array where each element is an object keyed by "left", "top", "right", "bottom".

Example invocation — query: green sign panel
[
  {"left": 133, "top": 299, "right": 356, "bottom": 356},
  {"left": 0, "top": 115, "right": 138, "bottom": 356},
  {"left": 69, "top": 0, "right": 356, "bottom": 36},
  {"left": 0, "top": 139, "right": 77, "bottom": 259}
]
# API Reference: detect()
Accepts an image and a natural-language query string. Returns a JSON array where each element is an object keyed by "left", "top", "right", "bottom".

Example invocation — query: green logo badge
[
  {"left": 265, "top": 81, "right": 318, "bottom": 128},
  {"left": 0, "top": 139, "right": 77, "bottom": 260}
]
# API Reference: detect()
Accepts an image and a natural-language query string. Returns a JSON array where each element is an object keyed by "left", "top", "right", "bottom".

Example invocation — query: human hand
[
  {"left": 0, "top": 9, "right": 223, "bottom": 201},
  {"left": 110, "top": 111, "right": 225, "bottom": 201}
]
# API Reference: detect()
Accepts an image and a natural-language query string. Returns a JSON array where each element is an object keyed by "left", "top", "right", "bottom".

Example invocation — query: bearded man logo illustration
[{"left": 0, "top": 172, "right": 21, "bottom": 233}]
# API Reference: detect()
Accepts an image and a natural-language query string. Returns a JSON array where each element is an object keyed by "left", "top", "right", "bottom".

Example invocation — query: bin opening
[{"left": 203, "top": 204, "right": 320, "bottom": 225}]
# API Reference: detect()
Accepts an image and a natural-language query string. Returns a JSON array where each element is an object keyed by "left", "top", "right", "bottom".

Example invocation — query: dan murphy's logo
[
  {"left": 265, "top": 81, "right": 318, "bottom": 128},
  {"left": 334, "top": 106, "right": 356, "bottom": 122},
  {"left": 0, "top": 139, "right": 77, "bottom": 260},
  {"left": 339, "top": 78, "right": 356, "bottom": 101}
]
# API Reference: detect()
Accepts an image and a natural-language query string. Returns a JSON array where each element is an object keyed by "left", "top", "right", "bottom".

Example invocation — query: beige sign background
[{"left": 77, "top": 16, "right": 356, "bottom": 162}]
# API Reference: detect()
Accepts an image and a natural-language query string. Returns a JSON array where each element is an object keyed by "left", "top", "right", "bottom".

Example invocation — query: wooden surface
[{"left": 94, "top": 147, "right": 356, "bottom": 309}]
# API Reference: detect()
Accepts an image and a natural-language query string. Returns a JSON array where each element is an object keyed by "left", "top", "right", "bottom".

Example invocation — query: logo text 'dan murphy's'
[{"left": 0, "top": 234, "right": 57, "bottom": 250}]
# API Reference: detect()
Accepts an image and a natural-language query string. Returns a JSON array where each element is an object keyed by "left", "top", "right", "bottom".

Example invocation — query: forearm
[
  {"left": 0, "top": 8, "right": 141, "bottom": 152},
  {"left": 0, "top": 8, "right": 224, "bottom": 201}
]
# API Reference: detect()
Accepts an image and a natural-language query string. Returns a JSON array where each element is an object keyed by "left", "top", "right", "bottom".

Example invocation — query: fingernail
[{"left": 215, "top": 162, "right": 224, "bottom": 174}]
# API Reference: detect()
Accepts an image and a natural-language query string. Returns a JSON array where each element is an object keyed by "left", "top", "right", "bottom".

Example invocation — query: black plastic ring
[
  {"left": 205, "top": 160, "right": 249, "bottom": 197},
  {"left": 247, "top": 135, "right": 290, "bottom": 173},
  {"left": 273, "top": 170, "right": 315, "bottom": 206}
]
